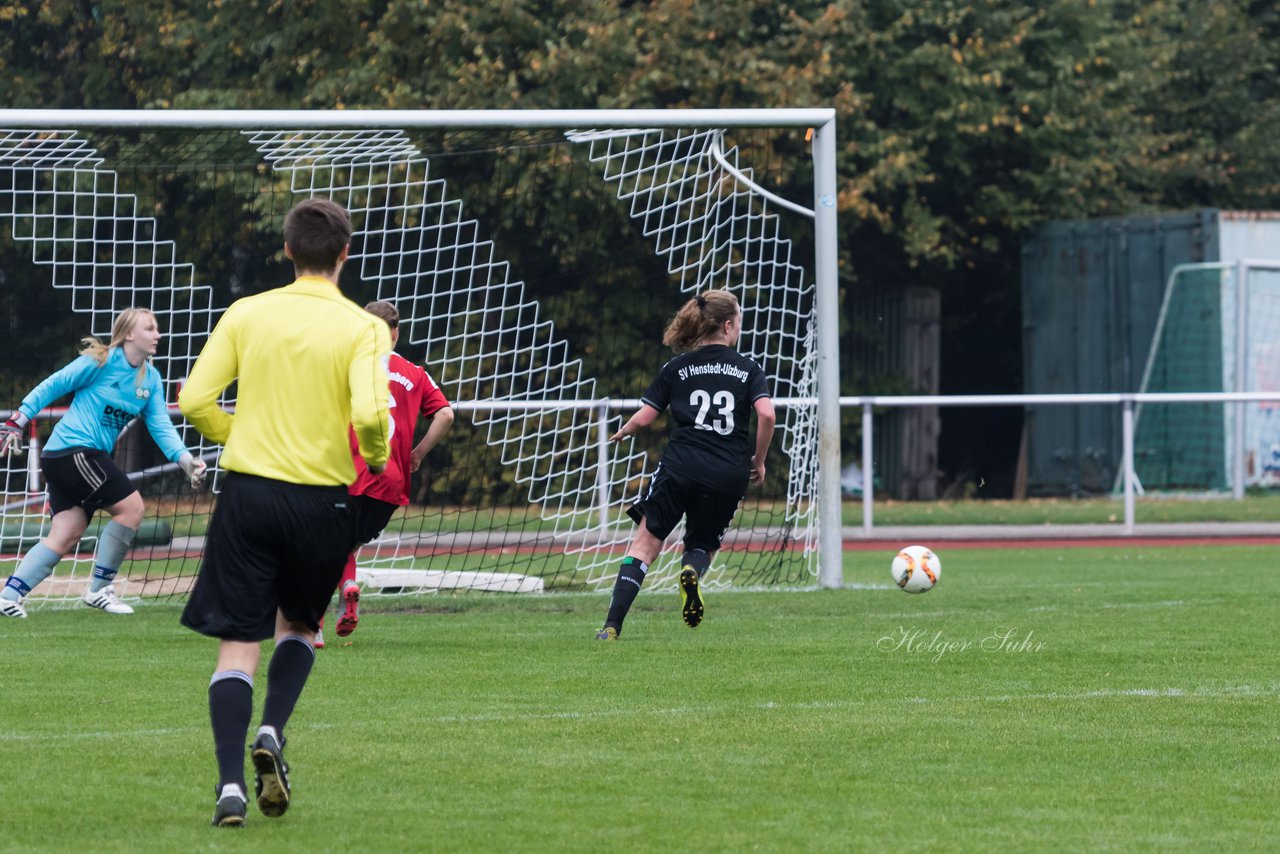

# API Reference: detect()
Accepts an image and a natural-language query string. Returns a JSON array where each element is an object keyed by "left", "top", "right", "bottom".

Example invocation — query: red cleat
[{"left": 335, "top": 582, "right": 360, "bottom": 637}]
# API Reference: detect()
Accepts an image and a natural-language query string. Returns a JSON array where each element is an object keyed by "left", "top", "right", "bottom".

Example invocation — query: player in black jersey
[{"left": 596, "top": 289, "right": 775, "bottom": 639}]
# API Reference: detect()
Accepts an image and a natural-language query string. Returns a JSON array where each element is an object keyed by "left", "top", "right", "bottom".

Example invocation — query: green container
[{"left": 1017, "top": 208, "right": 1280, "bottom": 495}]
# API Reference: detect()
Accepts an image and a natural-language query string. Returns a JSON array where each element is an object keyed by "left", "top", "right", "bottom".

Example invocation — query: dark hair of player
[{"left": 284, "top": 198, "right": 352, "bottom": 273}]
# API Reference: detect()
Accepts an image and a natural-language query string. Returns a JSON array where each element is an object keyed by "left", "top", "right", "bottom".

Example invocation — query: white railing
[
  {"left": 9, "top": 390, "right": 1278, "bottom": 557},
  {"left": 839, "top": 391, "right": 1280, "bottom": 534}
]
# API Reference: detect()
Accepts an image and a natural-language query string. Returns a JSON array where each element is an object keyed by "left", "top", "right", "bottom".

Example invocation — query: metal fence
[{"left": 845, "top": 391, "right": 1280, "bottom": 534}]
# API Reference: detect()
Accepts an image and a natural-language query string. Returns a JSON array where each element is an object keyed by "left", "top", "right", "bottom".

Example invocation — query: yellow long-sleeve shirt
[{"left": 178, "top": 276, "right": 392, "bottom": 486}]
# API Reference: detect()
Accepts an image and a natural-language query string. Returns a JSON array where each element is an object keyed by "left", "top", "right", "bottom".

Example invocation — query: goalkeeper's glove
[
  {"left": 178, "top": 453, "right": 208, "bottom": 488},
  {"left": 0, "top": 414, "right": 27, "bottom": 457}
]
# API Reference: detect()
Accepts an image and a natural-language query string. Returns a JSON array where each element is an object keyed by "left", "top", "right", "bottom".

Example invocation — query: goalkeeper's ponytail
[{"left": 78, "top": 336, "right": 110, "bottom": 366}]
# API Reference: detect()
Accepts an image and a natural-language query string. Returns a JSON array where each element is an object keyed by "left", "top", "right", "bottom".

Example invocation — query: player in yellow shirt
[{"left": 178, "top": 198, "right": 391, "bottom": 828}]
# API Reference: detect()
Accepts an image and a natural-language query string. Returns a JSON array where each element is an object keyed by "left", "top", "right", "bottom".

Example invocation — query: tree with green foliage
[{"left": 2, "top": 0, "right": 1277, "bottom": 491}]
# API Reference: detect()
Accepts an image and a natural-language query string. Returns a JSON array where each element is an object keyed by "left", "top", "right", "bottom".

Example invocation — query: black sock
[
  {"left": 209, "top": 671, "right": 253, "bottom": 790},
  {"left": 260, "top": 635, "right": 315, "bottom": 737},
  {"left": 604, "top": 557, "right": 648, "bottom": 633},
  {"left": 682, "top": 548, "right": 711, "bottom": 579}
]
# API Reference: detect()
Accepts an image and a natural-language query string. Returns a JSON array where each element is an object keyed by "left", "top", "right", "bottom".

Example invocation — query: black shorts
[
  {"left": 181, "top": 472, "right": 354, "bottom": 642},
  {"left": 626, "top": 463, "right": 743, "bottom": 553},
  {"left": 350, "top": 494, "right": 398, "bottom": 546},
  {"left": 42, "top": 448, "right": 137, "bottom": 517}
]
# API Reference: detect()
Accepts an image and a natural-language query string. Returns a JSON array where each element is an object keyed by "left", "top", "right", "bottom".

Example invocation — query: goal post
[
  {"left": 1128, "top": 260, "right": 1280, "bottom": 494},
  {"left": 0, "top": 108, "right": 842, "bottom": 602}
]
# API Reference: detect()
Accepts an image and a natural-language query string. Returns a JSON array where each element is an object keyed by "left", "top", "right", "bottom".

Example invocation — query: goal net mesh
[
  {"left": 0, "top": 122, "right": 820, "bottom": 605},
  {"left": 1132, "top": 262, "right": 1280, "bottom": 492}
]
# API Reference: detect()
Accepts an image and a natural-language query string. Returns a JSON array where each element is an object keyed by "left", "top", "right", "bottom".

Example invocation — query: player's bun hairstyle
[
  {"left": 364, "top": 300, "right": 400, "bottom": 330},
  {"left": 80, "top": 307, "right": 156, "bottom": 385},
  {"left": 284, "top": 198, "right": 352, "bottom": 273},
  {"left": 662, "top": 289, "right": 740, "bottom": 352}
]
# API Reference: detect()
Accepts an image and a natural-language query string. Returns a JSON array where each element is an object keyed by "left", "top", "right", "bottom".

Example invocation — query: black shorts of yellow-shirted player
[{"left": 597, "top": 289, "right": 775, "bottom": 640}]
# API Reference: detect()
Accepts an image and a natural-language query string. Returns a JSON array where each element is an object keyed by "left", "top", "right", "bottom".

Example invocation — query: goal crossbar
[{"left": 0, "top": 108, "right": 835, "bottom": 131}]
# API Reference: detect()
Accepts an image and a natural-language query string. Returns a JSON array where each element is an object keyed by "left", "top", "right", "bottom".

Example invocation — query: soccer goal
[
  {"left": 0, "top": 109, "right": 841, "bottom": 604},
  {"left": 1129, "top": 260, "right": 1280, "bottom": 494}
]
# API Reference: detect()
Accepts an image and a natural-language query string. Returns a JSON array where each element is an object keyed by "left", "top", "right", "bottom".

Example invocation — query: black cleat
[
  {"left": 680, "top": 568, "right": 704, "bottom": 628},
  {"left": 251, "top": 730, "right": 292, "bottom": 818},
  {"left": 211, "top": 785, "right": 247, "bottom": 828}
]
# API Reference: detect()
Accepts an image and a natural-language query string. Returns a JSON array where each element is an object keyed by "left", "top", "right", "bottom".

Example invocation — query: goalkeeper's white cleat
[
  {"left": 0, "top": 597, "right": 28, "bottom": 618},
  {"left": 82, "top": 585, "right": 134, "bottom": 615}
]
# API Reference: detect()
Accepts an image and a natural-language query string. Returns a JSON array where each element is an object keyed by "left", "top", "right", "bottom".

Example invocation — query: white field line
[
  {"left": 5, "top": 686, "right": 1276, "bottom": 743},
  {"left": 0, "top": 721, "right": 337, "bottom": 744},
  {"left": 1029, "top": 599, "right": 1191, "bottom": 613},
  {"left": 877, "top": 611, "right": 966, "bottom": 619},
  {"left": 974, "top": 684, "right": 1279, "bottom": 703}
]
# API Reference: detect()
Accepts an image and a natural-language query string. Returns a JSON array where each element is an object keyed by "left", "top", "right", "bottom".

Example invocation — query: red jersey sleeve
[{"left": 417, "top": 366, "right": 451, "bottom": 417}]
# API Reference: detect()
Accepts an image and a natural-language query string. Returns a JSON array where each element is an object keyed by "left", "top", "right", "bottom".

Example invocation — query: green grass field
[{"left": 3, "top": 544, "right": 1277, "bottom": 852}]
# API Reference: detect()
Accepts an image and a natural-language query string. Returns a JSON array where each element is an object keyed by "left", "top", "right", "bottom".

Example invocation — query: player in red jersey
[{"left": 325, "top": 300, "right": 453, "bottom": 644}]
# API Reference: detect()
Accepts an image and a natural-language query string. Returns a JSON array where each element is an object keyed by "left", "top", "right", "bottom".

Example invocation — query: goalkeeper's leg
[
  {"left": 1, "top": 544, "right": 59, "bottom": 617},
  {"left": 81, "top": 494, "right": 143, "bottom": 615},
  {"left": 1, "top": 508, "right": 88, "bottom": 616}
]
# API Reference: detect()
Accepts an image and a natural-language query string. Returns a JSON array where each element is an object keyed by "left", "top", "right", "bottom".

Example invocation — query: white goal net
[{"left": 0, "top": 111, "right": 838, "bottom": 604}]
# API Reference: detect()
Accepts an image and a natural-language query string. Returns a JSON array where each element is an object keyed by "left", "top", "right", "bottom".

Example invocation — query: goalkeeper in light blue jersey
[{"left": 0, "top": 308, "right": 208, "bottom": 619}]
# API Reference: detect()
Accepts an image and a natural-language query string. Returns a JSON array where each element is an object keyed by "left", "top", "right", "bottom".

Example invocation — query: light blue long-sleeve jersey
[{"left": 17, "top": 348, "right": 189, "bottom": 461}]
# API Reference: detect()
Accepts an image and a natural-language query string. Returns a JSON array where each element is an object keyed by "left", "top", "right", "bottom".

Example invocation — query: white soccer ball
[{"left": 890, "top": 545, "right": 940, "bottom": 593}]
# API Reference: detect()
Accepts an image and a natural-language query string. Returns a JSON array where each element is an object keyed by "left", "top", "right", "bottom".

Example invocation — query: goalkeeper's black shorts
[
  {"left": 181, "top": 472, "right": 353, "bottom": 642},
  {"left": 41, "top": 448, "right": 137, "bottom": 517}
]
